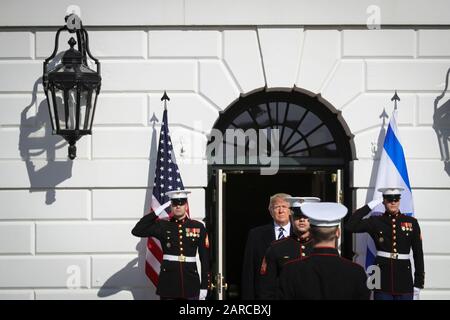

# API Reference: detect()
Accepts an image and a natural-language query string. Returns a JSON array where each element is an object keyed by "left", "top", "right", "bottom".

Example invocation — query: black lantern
[{"left": 43, "top": 14, "right": 101, "bottom": 160}]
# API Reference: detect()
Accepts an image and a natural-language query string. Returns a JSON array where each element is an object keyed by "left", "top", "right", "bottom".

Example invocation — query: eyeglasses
[{"left": 171, "top": 199, "right": 187, "bottom": 206}]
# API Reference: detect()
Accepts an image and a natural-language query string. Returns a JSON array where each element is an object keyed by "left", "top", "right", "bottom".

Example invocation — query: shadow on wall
[
  {"left": 364, "top": 108, "right": 389, "bottom": 203},
  {"left": 18, "top": 78, "right": 73, "bottom": 204},
  {"left": 97, "top": 241, "right": 158, "bottom": 300},
  {"left": 434, "top": 68, "right": 450, "bottom": 176},
  {"left": 97, "top": 114, "right": 159, "bottom": 300}
]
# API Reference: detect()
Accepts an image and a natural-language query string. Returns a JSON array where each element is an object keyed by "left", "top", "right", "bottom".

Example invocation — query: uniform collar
[
  {"left": 171, "top": 215, "right": 188, "bottom": 224},
  {"left": 301, "top": 236, "right": 312, "bottom": 244},
  {"left": 383, "top": 210, "right": 402, "bottom": 218},
  {"left": 311, "top": 246, "right": 339, "bottom": 256},
  {"left": 292, "top": 234, "right": 312, "bottom": 244}
]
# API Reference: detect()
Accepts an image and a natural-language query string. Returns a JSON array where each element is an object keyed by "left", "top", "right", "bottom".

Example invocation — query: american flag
[{"left": 146, "top": 95, "right": 188, "bottom": 286}]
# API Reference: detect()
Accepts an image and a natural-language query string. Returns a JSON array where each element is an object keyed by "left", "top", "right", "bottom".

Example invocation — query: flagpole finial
[
  {"left": 161, "top": 91, "right": 170, "bottom": 101},
  {"left": 161, "top": 91, "right": 170, "bottom": 110},
  {"left": 391, "top": 90, "right": 400, "bottom": 110}
]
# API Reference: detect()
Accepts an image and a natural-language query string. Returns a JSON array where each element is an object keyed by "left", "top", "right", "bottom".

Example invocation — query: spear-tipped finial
[
  {"left": 161, "top": 91, "right": 170, "bottom": 101},
  {"left": 161, "top": 91, "right": 170, "bottom": 110},
  {"left": 391, "top": 90, "right": 400, "bottom": 110}
]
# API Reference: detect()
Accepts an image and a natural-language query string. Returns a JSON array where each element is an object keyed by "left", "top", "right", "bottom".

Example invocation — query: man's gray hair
[{"left": 268, "top": 193, "right": 291, "bottom": 210}]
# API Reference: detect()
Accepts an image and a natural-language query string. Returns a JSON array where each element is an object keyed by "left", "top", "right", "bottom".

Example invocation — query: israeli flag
[{"left": 355, "top": 109, "right": 414, "bottom": 269}]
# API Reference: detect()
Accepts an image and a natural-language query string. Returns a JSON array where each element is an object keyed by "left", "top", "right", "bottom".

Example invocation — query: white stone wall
[{"left": 1, "top": 1, "right": 450, "bottom": 299}]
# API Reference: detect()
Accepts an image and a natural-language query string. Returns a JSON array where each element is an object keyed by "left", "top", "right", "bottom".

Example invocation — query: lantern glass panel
[
  {"left": 86, "top": 89, "right": 98, "bottom": 130},
  {"left": 53, "top": 87, "right": 65, "bottom": 130},
  {"left": 79, "top": 88, "right": 94, "bottom": 131},
  {"left": 53, "top": 87, "right": 75, "bottom": 130},
  {"left": 79, "top": 89, "right": 88, "bottom": 130},
  {"left": 46, "top": 87, "right": 57, "bottom": 132}
]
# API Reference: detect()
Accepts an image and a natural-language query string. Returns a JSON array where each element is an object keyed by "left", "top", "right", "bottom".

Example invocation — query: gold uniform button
[
  {"left": 301, "top": 253, "right": 306, "bottom": 257},
  {"left": 180, "top": 247, "right": 183, "bottom": 251},
  {"left": 393, "top": 248, "right": 398, "bottom": 252},
  {"left": 393, "top": 242, "right": 397, "bottom": 246},
  {"left": 393, "top": 236, "right": 397, "bottom": 240},
  {"left": 301, "top": 246, "right": 305, "bottom": 250},
  {"left": 393, "top": 224, "right": 396, "bottom": 228},
  {"left": 392, "top": 219, "right": 396, "bottom": 223},
  {"left": 178, "top": 225, "right": 182, "bottom": 228},
  {"left": 179, "top": 230, "right": 182, "bottom": 234},
  {"left": 393, "top": 230, "right": 396, "bottom": 234}
]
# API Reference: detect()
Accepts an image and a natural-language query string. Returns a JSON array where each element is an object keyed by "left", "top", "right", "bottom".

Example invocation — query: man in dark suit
[
  {"left": 241, "top": 193, "right": 291, "bottom": 300},
  {"left": 258, "top": 196, "right": 319, "bottom": 299},
  {"left": 278, "top": 202, "right": 370, "bottom": 300}
]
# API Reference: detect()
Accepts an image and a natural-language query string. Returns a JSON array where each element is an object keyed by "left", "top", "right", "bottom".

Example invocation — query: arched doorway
[{"left": 205, "top": 87, "right": 355, "bottom": 299}]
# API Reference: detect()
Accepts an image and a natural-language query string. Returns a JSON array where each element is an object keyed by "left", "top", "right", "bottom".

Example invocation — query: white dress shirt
[{"left": 274, "top": 221, "right": 291, "bottom": 240}]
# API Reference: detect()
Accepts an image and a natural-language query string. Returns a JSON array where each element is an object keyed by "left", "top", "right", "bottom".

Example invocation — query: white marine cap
[
  {"left": 286, "top": 196, "right": 321, "bottom": 208},
  {"left": 378, "top": 187, "right": 404, "bottom": 196},
  {"left": 165, "top": 190, "right": 191, "bottom": 199},
  {"left": 301, "top": 202, "right": 348, "bottom": 227}
]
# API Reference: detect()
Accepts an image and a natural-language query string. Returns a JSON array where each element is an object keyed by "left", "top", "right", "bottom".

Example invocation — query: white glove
[
  {"left": 199, "top": 289, "right": 207, "bottom": 300},
  {"left": 413, "top": 287, "right": 420, "bottom": 300},
  {"left": 368, "top": 198, "right": 383, "bottom": 210},
  {"left": 154, "top": 201, "right": 171, "bottom": 216}
]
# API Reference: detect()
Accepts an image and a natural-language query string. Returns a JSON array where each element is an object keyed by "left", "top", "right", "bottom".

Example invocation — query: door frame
[{"left": 206, "top": 163, "right": 352, "bottom": 299}]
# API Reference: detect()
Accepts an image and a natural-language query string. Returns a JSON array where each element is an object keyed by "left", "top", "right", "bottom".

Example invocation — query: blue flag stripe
[
  {"left": 383, "top": 124, "right": 411, "bottom": 191},
  {"left": 365, "top": 247, "right": 376, "bottom": 270}
]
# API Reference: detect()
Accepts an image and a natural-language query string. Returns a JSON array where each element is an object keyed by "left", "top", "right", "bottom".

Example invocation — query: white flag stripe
[
  {"left": 146, "top": 249, "right": 161, "bottom": 274},
  {"left": 372, "top": 150, "right": 414, "bottom": 215}
]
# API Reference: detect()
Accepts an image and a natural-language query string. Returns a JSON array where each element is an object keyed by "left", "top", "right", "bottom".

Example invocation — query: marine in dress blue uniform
[
  {"left": 278, "top": 202, "right": 370, "bottom": 300},
  {"left": 345, "top": 187, "right": 425, "bottom": 300},
  {"left": 132, "top": 190, "right": 210, "bottom": 300}
]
